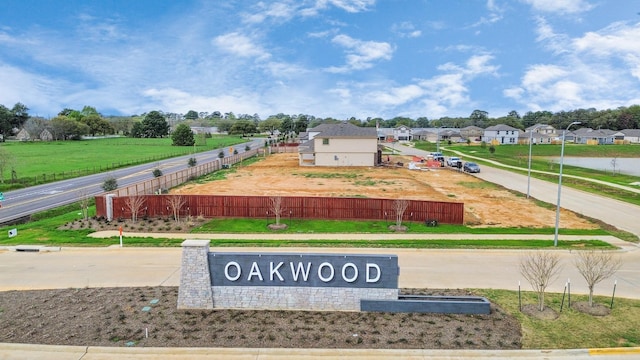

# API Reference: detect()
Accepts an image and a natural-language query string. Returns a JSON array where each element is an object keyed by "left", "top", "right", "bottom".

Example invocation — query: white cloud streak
[
  {"left": 326, "top": 34, "right": 394, "bottom": 73},
  {"left": 521, "top": 0, "right": 594, "bottom": 14}
]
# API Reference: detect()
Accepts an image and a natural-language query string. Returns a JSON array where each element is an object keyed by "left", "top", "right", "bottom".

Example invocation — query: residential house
[
  {"left": 460, "top": 126, "right": 483, "bottom": 142},
  {"left": 526, "top": 124, "right": 556, "bottom": 136},
  {"left": 189, "top": 126, "right": 218, "bottom": 135},
  {"left": 376, "top": 127, "right": 395, "bottom": 142},
  {"left": 412, "top": 129, "right": 437, "bottom": 142},
  {"left": 393, "top": 125, "right": 413, "bottom": 141},
  {"left": 483, "top": 124, "right": 520, "bottom": 145},
  {"left": 621, "top": 129, "right": 640, "bottom": 144},
  {"left": 298, "top": 123, "right": 378, "bottom": 166},
  {"left": 15, "top": 128, "right": 30, "bottom": 141},
  {"left": 519, "top": 131, "right": 552, "bottom": 145},
  {"left": 39, "top": 129, "right": 53, "bottom": 141},
  {"left": 573, "top": 128, "right": 625, "bottom": 145},
  {"left": 439, "top": 129, "right": 462, "bottom": 143}
]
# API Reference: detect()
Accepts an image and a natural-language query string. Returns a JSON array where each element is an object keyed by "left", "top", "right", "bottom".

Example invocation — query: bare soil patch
[
  {"left": 520, "top": 304, "right": 559, "bottom": 320},
  {"left": 0, "top": 287, "right": 521, "bottom": 349},
  {"left": 171, "top": 153, "right": 596, "bottom": 229},
  {"left": 571, "top": 301, "right": 611, "bottom": 316}
]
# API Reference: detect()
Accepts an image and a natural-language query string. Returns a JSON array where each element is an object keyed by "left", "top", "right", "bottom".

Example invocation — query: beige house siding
[{"left": 313, "top": 137, "right": 377, "bottom": 166}]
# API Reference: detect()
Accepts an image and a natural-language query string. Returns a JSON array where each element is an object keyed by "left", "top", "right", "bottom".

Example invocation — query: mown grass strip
[
  {"left": 476, "top": 289, "right": 640, "bottom": 349},
  {"left": 191, "top": 218, "right": 609, "bottom": 235}
]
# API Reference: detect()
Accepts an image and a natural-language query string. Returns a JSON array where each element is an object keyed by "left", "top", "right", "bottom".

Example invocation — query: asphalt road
[{"left": 0, "top": 139, "right": 263, "bottom": 225}]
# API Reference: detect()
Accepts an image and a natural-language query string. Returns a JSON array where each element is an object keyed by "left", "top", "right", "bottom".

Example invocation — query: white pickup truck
[{"left": 446, "top": 156, "right": 461, "bottom": 167}]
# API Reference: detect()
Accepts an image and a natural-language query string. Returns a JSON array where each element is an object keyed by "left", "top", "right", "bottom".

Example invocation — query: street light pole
[
  {"left": 553, "top": 121, "right": 581, "bottom": 247},
  {"left": 527, "top": 124, "right": 543, "bottom": 199},
  {"left": 436, "top": 127, "right": 441, "bottom": 153}
]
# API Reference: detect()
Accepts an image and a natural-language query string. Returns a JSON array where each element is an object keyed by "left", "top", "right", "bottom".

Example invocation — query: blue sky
[{"left": 1, "top": 0, "right": 639, "bottom": 120}]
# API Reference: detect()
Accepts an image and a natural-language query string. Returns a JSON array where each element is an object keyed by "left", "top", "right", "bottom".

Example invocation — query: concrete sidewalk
[{"left": 2, "top": 342, "right": 640, "bottom": 360}]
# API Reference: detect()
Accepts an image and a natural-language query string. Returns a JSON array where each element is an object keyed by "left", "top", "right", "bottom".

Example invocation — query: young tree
[
  {"left": 102, "top": 175, "right": 118, "bottom": 191},
  {"left": 166, "top": 195, "right": 187, "bottom": 223},
  {"left": 393, "top": 199, "right": 410, "bottom": 227},
  {"left": 610, "top": 157, "right": 618, "bottom": 176},
  {"left": 171, "top": 123, "right": 195, "bottom": 146},
  {"left": 125, "top": 195, "right": 145, "bottom": 223},
  {"left": 519, "top": 251, "right": 562, "bottom": 311},
  {"left": 575, "top": 251, "right": 622, "bottom": 307},
  {"left": 269, "top": 196, "right": 285, "bottom": 226},
  {"left": 77, "top": 191, "right": 91, "bottom": 220}
]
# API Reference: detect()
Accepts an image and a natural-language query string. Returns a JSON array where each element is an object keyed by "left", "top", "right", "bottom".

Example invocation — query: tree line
[{"left": 2, "top": 103, "right": 640, "bottom": 143}]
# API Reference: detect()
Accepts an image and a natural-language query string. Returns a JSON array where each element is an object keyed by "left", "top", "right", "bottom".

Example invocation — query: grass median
[{"left": 0, "top": 204, "right": 619, "bottom": 249}]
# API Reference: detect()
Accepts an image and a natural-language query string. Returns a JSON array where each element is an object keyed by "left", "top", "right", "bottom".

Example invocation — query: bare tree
[
  {"left": 269, "top": 196, "right": 284, "bottom": 225},
  {"left": 519, "top": 251, "right": 562, "bottom": 311},
  {"left": 575, "top": 251, "right": 622, "bottom": 307},
  {"left": 77, "top": 191, "right": 91, "bottom": 220},
  {"left": 610, "top": 157, "right": 618, "bottom": 176},
  {"left": 394, "top": 199, "right": 410, "bottom": 227},
  {"left": 125, "top": 195, "right": 145, "bottom": 223},
  {"left": 166, "top": 195, "right": 187, "bottom": 223}
]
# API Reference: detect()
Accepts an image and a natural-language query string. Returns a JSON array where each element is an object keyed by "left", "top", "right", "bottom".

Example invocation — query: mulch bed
[{"left": 0, "top": 287, "right": 522, "bottom": 349}]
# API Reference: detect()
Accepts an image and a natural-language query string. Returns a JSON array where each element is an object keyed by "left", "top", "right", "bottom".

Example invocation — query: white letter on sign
[
  {"left": 270, "top": 261, "right": 284, "bottom": 281},
  {"left": 224, "top": 262, "right": 241, "bottom": 281},
  {"left": 366, "top": 263, "right": 381, "bottom": 283},
  {"left": 342, "top": 262, "right": 358, "bottom": 283},
  {"left": 247, "top": 262, "right": 264, "bottom": 281},
  {"left": 318, "top": 262, "right": 335, "bottom": 282}
]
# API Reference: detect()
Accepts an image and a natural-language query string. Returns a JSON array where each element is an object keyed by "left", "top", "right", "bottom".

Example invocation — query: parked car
[
  {"left": 463, "top": 162, "right": 481, "bottom": 173},
  {"left": 446, "top": 157, "right": 461, "bottom": 167}
]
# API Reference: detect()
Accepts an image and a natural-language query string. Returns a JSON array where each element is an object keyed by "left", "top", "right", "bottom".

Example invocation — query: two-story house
[
  {"left": 483, "top": 124, "right": 520, "bottom": 145},
  {"left": 299, "top": 123, "right": 378, "bottom": 166}
]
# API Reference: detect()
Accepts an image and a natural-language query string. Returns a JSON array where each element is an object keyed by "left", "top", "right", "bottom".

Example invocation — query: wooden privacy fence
[
  {"left": 109, "top": 148, "right": 261, "bottom": 197},
  {"left": 96, "top": 195, "right": 464, "bottom": 224}
]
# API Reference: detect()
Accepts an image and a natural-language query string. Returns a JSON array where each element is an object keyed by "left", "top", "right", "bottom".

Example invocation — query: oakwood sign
[
  {"left": 179, "top": 240, "right": 490, "bottom": 314},
  {"left": 209, "top": 253, "right": 399, "bottom": 289}
]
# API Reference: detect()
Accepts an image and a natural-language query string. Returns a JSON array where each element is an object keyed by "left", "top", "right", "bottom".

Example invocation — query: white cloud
[
  {"left": 212, "top": 32, "right": 271, "bottom": 60},
  {"left": 0, "top": 64, "right": 64, "bottom": 116},
  {"left": 142, "top": 87, "right": 268, "bottom": 115},
  {"left": 326, "top": 34, "right": 394, "bottom": 72},
  {"left": 521, "top": 0, "right": 594, "bottom": 14},
  {"left": 507, "top": 20, "right": 640, "bottom": 111},
  {"left": 241, "top": 1, "right": 297, "bottom": 24},
  {"left": 534, "top": 17, "right": 571, "bottom": 54},
  {"left": 301, "top": 0, "right": 375, "bottom": 16},
  {"left": 391, "top": 22, "right": 422, "bottom": 38},
  {"left": 368, "top": 85, "right": 424, "bottom": 106},
  {"left": 572, "top": 22, "right": 640, "bottom": 80}
]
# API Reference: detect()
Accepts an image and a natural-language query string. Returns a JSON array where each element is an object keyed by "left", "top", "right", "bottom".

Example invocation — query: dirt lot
[
  {"left": 0, "top": 287, "right": 521, "bottom": 349},
  {"left": 173, "top": 153, "right": 596, "bottom": 229}
]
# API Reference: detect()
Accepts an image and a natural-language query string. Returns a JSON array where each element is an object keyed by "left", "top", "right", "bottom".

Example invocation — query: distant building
[
  {"left": 299, "top": 123, "right": 378, "bottom": 166},
  {"left": 621, "top": 129, "right": 640, "bottom": 144},
  {"left": 483, "top": 124, "right": 520, "bottom": 145},
  {"left": 573, "top": 128, "right": 625, "bottom": 145}
]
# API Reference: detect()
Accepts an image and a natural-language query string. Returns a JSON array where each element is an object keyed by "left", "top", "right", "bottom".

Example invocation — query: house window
[
  {"left": 497, "top": 130, "right": 500, "bottom": 135},
  {"left": 322, "top": 138, "right": 329, "bottom": 145},
  {"left": 510, "top": 138, "right": 515, "bottom": 143}
]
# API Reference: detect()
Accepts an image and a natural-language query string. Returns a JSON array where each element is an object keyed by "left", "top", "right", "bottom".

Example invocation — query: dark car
[{"left": 463, "top": 162, "right": 480, "bottom": 173}]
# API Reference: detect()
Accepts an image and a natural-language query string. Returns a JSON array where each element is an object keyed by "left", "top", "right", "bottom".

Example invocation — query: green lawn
[
  {"left": 477, "top": 289, "right": 640, "bottom": 349},
  {"left": 0, "top": 136, "right": 249, "bottom": 189},
  {"left": 0, "top": 204, "right": 619, "bottom": 249}
]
